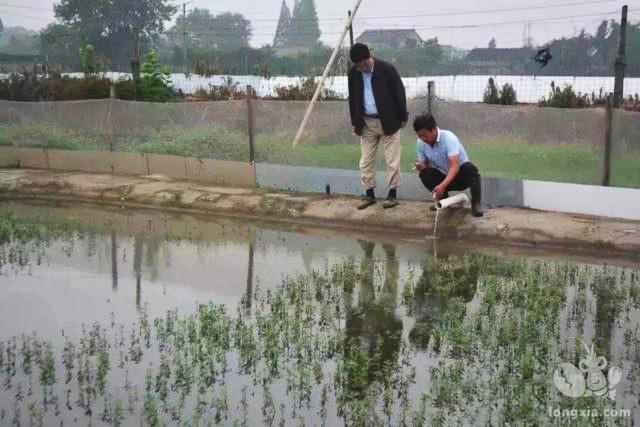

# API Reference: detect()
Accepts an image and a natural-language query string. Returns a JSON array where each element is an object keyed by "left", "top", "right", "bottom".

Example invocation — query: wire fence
[
  {"left": 4, "top": 73, "right": 640, "bottom": 103},
  {"left": 1, "top": 95, "right": 639, "bottom": 189}
]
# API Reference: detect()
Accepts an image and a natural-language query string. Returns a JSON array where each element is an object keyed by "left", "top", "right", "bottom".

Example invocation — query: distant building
[
  {"left": 465, "top": 48, "right": 536, "bottom": 74},
  {"left": 356, "top": 29, "right": 424, "bottom": 50}
]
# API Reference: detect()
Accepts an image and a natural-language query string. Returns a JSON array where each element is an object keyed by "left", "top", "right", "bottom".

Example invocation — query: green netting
[
  {"left": 611, "top": 109, "right": 640, "bottom": 188},
  {"left": 0, "top": 99, "right": 251, "bottom": 162}
]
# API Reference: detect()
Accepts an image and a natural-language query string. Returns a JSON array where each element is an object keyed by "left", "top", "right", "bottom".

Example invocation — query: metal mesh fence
[
  {"left": 0, "top": 99, "right": 250, "bottom": 162},
  {"left": 611, "top": 109, "right": 640, "bottom": 188},
  {"left": 430, "top": 98, "right": 608, "bottom": 185},
  {"left": 1, "top": 97, "right": 639, "bottom": 188}
]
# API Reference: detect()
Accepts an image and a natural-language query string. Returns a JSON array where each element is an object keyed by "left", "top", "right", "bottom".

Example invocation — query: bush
[
  {"left": 483, "top": 78, "right": 517, "bottom": 105},
  {"left": 138, "top": 50, "right": 176, "bottom": 102},
  {"left": 500, "top": 83, "right": 517, "bottom": 105},
  {"left": 0, "top": 71, "right": 111, "bottom": 101},
  {"left": 273, "top": 77, "right": 342, "bottom": 101},
  {"left": 538, "top": 82, "right": 608, "bottom": 108},
  {"left": 192, "top": 77, "right": 247, "bottom": 101},
  {"left": 113, "top": 79, "right": 137, "bottom": 100},
  {"left": 483, "top": 78, "right": 500, "bottom": 104},
  {"left": 623, "top": 94, "right": 640, "bottom": 112}
]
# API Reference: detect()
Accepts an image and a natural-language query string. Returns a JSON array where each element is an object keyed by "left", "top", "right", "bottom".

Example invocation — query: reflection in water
[
  {"left": 409, "top": 256, "right": 480, "bottom": 352},
  {"left": 111, "top": 230, "right": 118, "bottom": 291},
  {"left": 0, "top": 203, "right": 639, "bottom": 426},
  {"left": 245, "top": 239, "right": 255, "bottom": 314},
  {"left": 343, "top": 241, "right": 402, "bottom": 398},
  {"left": 133, "top": 235, "right": 144, "bottom": 310}
]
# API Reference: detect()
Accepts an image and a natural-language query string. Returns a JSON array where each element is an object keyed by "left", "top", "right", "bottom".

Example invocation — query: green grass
[
  {"left": 258, "top": 136, "right": 640, "bottom": 187},
  {"left": 1, "top": 125, "right": 639, "bottom": 187}
]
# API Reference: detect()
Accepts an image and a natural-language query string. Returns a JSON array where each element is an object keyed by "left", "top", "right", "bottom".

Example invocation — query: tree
[
  {"left": 289, "top": 0, "right": 321, "bottom": 48},
  {"left": 169, "top": 9, "right": 251, "bottom": 52},
  {"left": 488, "top": 37, "right": 497, "bottom": 49},
  {"left": 139, "top": 49, "right": 173, "bottom": 101},
  {"left": 0, "top": 18, "right": 4, "bottom": 35},
  {"left": 40, "top": 23, "right": 83, "bottom": 71},
  {"left": 53, "top": 0, "right": 176, "bottom": 70},
  {"left": 211, "top": 13, "right": 252, "bottom": 51},
  {"left": 273, "top": 0, "right": 292, "bottom": 48}
]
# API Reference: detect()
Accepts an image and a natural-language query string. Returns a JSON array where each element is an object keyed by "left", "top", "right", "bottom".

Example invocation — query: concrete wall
[
  {"left": 2, "top": 148, "right": 639, "bottom": 220},
  {"left": 256, "top": 163, "right": 640, "bottom": 221},
  {"left": 523, "top": 181, "right": 640, "bottom": 221},
  {"left": 0, "top": 146, "right": 19, "bottom": 168},
  {"left": 2, "top": 147, "right": 256, "bottom": 188}
]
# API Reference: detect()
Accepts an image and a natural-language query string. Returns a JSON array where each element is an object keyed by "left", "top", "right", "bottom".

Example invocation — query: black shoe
[
  {"left": 358, "top": 197, "right": 376, "bottom": 210},
  {"left": 358, "top": 188, "right": 376, "bottom": 210},
  {"left": 472, "top": 202, "right": 484, "bottom": 217},
  {"left": 383, "top": 197, "right": 398, "bottom": 209},
  {"left": 382, "top": 189, "right": 398, "bottom": 209}
]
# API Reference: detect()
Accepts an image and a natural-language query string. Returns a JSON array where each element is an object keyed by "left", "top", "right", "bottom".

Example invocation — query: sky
[{"left": 0, "top": 0, "right": 638, "bottom": 49}]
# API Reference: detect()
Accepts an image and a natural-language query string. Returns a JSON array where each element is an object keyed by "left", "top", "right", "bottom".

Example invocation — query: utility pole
[
  {"left": 348, "top": 10, "right": 354, "bottom": 47},
  {"left": 613, "top": 5, "right": 628, "bottom": 108},
  {"left": 183, "top": 3, "right": 188, "bottom": 74}
]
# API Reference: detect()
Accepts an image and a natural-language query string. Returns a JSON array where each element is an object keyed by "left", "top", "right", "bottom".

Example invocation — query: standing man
[
  {"left": 348, "top": 43, "right": 408, "bottom": 210},
  {"left": 413, "top": 113, "right": 484, "bottom": 217}
]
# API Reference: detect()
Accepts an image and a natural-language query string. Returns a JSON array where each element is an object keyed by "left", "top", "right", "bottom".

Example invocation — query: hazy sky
[{"left": 1, "top": 0, "right": 637, "bottom": 49}]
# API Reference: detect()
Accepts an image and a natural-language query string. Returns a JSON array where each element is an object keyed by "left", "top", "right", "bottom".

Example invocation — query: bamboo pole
[{"left": 292, "top": 0, "right": 365, "bottom": 147}]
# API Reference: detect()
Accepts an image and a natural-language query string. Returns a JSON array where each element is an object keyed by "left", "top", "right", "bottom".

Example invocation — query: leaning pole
[{"left": 292, "top": 0, "right": 365, "bottom": 147}]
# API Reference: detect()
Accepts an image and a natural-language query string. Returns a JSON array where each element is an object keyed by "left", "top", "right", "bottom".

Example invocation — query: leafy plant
[
  {"left": 539, "top": 82, "right": 609, "bottom": 108},
  {"left": 483, "top": 78, "right": 517, "bottom": 105},
  {"left": 138, "top": 49, "right": 175, "bottom": 102},
  {"left": 273, "top": 77, "right": 342, "bottom": 100}
]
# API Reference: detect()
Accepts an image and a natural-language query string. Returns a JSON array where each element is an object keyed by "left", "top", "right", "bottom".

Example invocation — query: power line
[
  {"left": 0, "top": 0, "right": 632, "bottom": 22},
  {"left": 185, "top": 10, "right": 626, "bottom": 37}
]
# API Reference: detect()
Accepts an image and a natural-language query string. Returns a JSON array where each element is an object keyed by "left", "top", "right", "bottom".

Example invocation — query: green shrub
[
  {"left": 483, "top": 78, "right": 500, "bottom": 105},
  {"left": 273, "top": 77, "right": 342, "bottom": 101},
  {"left": 538, "top": 82, "right": 608, "bottom": 108},
  {"left": 483, "top": 78, "right": 517, "bottom": 105},
  {"left": 0, "top": 72, "right": 110, "bottom": 101},
  {"left": 500, "top": 83, "right": 517, "bottom": 105},
  {"left": 192, "top": 77, "right": 247, "bottom": 101},
  {"left": 138, "top": 50, "right": 176, "bottom": 102}
]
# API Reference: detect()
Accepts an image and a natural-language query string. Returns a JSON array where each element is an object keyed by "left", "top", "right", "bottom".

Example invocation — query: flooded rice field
[{"left": 0, "top": 200, "right": 638, "bottom": 426}]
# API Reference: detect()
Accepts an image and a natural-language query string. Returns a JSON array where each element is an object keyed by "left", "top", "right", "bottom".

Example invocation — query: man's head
[
  {"left": 350, "top": 43, "right": 373, "bottom": 72},
  {"left": 414, "top": 113, "right": 438, "bottom": 144}
]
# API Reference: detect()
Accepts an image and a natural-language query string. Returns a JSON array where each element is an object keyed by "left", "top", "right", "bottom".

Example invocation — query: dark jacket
[{"left": 348, "top": 59, "right": 408, "bottom": 136}]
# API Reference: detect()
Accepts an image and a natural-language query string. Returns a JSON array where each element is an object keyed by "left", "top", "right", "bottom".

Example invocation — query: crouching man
[{"left": 413, "top": 113, "right": 484, "bottom": 217}]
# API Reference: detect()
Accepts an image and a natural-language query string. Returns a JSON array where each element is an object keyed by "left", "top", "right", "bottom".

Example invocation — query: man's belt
[{"left": 364, "top": 114, "right": 380, "bottom": 119}]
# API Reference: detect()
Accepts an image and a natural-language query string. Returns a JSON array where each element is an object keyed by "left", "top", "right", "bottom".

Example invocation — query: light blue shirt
[
  {"left": 362, "top": 69, "right": 378, "bottom": 115},
  {"left": 417, "top": 128, "right": 469, "bottom": 174}
]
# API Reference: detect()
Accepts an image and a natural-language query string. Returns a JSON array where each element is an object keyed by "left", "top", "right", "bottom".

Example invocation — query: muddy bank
[{"left": 1, "top": 168, "right": 639, "bottom": 257}]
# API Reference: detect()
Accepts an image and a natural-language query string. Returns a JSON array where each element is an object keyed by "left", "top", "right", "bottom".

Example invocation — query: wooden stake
[{"left": 292, "top": 0, "right": 365, "bottom": 147}]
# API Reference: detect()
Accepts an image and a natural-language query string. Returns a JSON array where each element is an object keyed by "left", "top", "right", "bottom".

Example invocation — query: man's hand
[
  {"left": 433, "top": 183, "right": 447, "bottom": 199},
  {"left": 414, "top": 161, "right": 427, "bottom": 173},
  {"left": 352, "top": 127, "right": 359, "bottom": 136}
]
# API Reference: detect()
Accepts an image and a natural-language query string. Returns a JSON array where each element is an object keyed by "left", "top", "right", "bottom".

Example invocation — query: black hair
[
  {"left": 413, "top": 113, "right": 437, "bottom": 133},
  {"left": 350, "top": 43, "right": 371, "bottom": 63}
]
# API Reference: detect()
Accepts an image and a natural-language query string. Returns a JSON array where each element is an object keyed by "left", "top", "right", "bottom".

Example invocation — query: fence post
[
  {"left": 602, "top": 96, "right": 613, "bottom": 187},
  {"left": 427, "top": 81, "right": 435, "bottom": 114},
  {"left": 348, "top": 11, "right": 354, "bottom": 48},
  {"left": 108, "top": 84, "right": 115, "bottom": 154},
  {"left": 246, "top": 85, "right": 256, "bottom": 164},
  {"left": 613, "top": 5, "right": 628, "bottom": 108}
]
